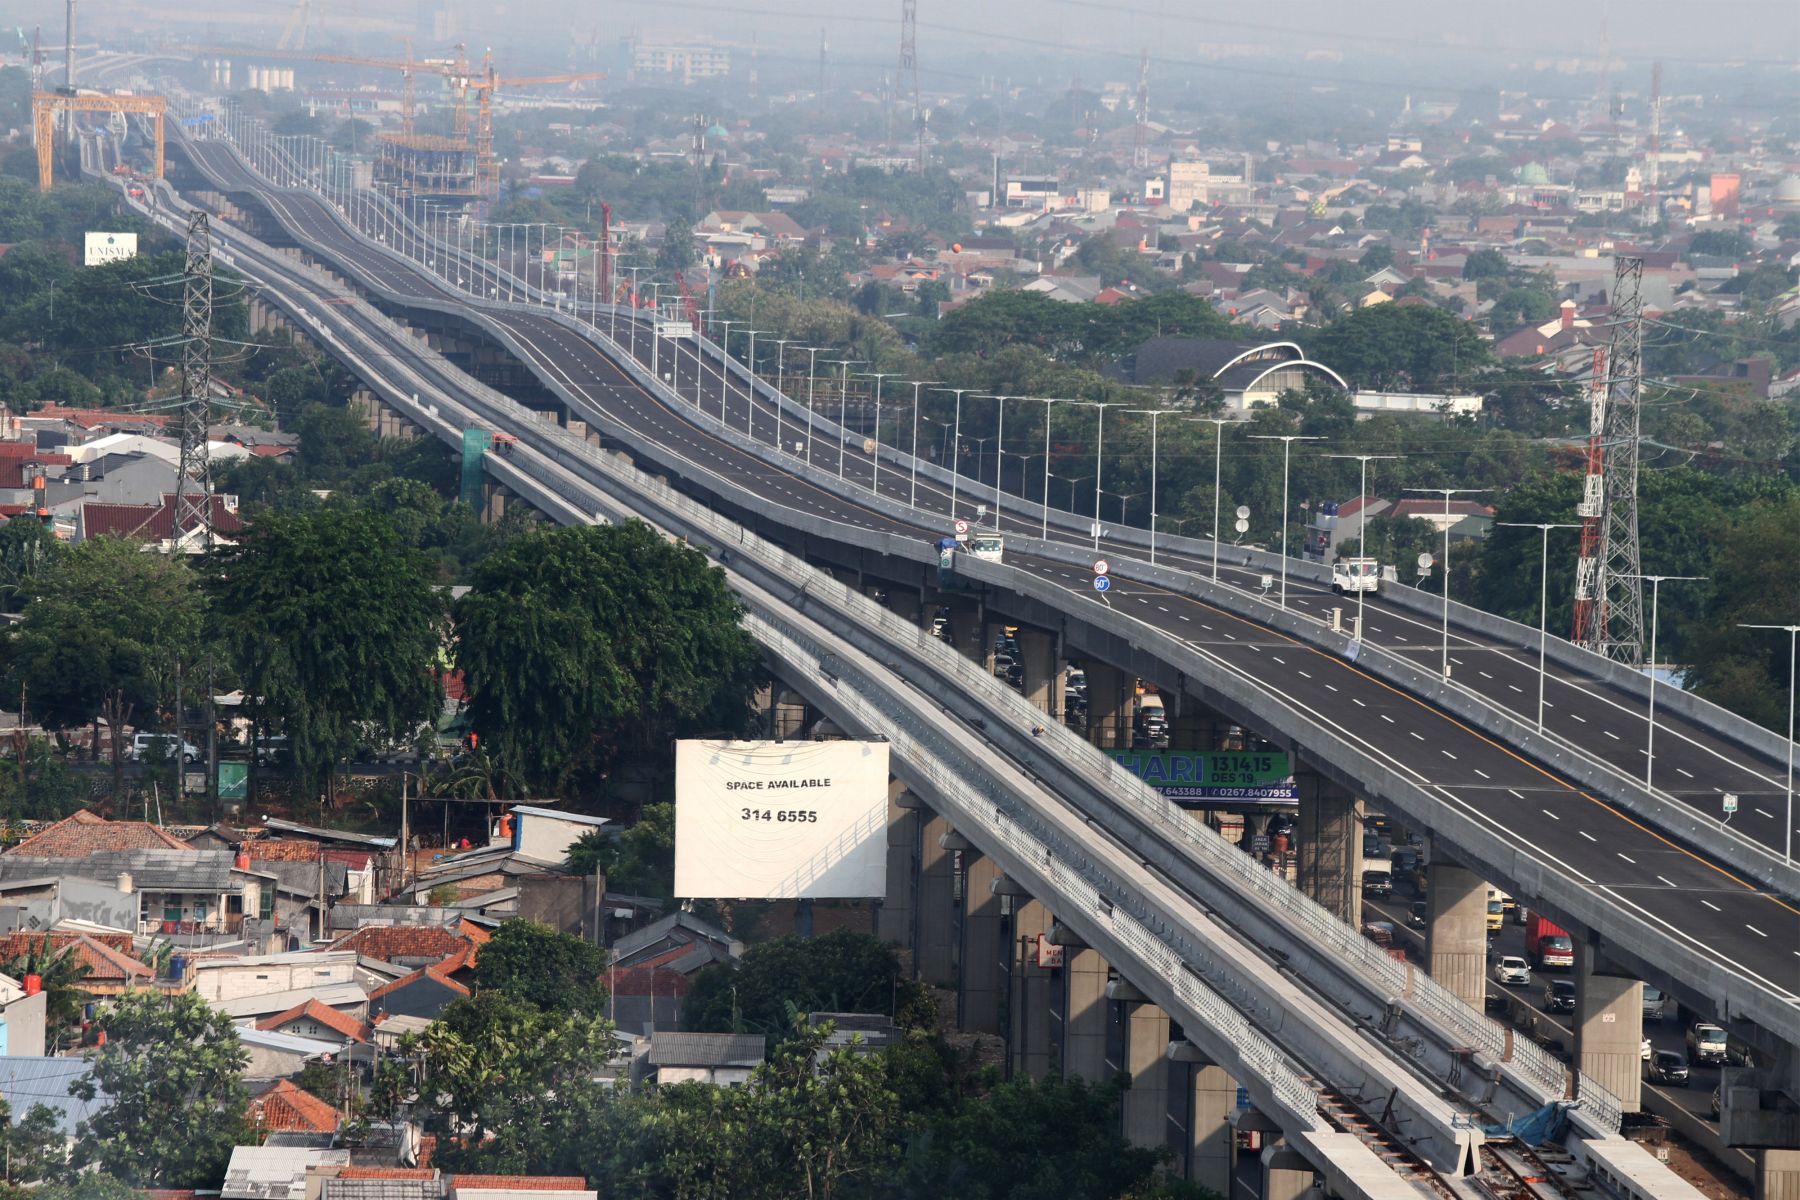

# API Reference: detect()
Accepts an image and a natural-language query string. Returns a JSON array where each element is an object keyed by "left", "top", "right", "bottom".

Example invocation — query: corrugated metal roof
[
  {"left": 220, "top": 1146, "right": 351, "bottom": 1200},
  {"left": 0, "top": 849, "right": 274, "bottom": 890},
  {"left": 506, "top": 806, "right": 609, "bottom": 827},
  {"left": 216, "top": 982, "right": 369, "bottom": 1019},
  {"left": 0, "top": 1057, "right": 104, "bottom": 1134},
  {"left": 645, "top": 1032, "right": 766, "bottom": 1069}
]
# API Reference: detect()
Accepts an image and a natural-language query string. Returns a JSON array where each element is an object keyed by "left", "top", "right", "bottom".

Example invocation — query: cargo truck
[{"left": 1525, "top": 913, "right": 1574, "bottom": 970}]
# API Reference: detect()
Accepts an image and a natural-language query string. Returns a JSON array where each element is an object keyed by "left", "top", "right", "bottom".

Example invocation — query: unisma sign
[{"left": 84, "top": 232, "right": 139, "bottom": 266}]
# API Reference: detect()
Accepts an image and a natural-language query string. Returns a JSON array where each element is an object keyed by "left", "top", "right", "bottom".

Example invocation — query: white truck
[{"left": 1331, "top": 556, "right": 1380, "bottom": 594}]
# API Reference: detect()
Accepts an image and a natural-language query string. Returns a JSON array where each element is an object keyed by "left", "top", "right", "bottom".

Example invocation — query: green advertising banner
[
  {"left": 1107, "top": 750, "right": 1296, "bottom": 802},
  {"left": 218, "top": 761, "right": 248, "bottom": 802}
]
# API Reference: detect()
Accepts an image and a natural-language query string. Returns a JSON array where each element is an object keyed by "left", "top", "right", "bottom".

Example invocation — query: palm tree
[{"left": 2, "top": 937, "right": 92, "bottom": 1050}]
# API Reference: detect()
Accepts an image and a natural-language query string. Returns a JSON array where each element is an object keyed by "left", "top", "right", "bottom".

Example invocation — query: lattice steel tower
[
  {"left": 899, "top": 0, "right": 921, "bottom": 170},
  {"left": 174, "top": 210, "right": 215, "bottom": 549},
  {"left": 1590, "top": 254, "right": 1646, "bottom": 664},
  {"left": 1132, "top": 50, "right": 1149, "bottom": 171}
]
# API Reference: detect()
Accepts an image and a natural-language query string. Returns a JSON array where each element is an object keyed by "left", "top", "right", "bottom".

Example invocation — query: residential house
[
  {"left": 75, "top": 493, "right": 245, "bottom": 551},
  {"left": 238, "top": 1026, "right": 341, "bottom": 1082},
  {"left": 0, "top": 874, "right": 140, "bottom": 935},
  {"left": 256, "top": 998, "right": 375, "bottom": 1046},
  {"left": 636, "top": 1032, "right": 766, "bottom": 1087},
  {"left": 450, "top": 1177, "right": 596, "bottom": 1200},
  {"left": 248, "top": 1078, "right": 341, "bottom": 1135},
  {"left": 0, "top": 850, "right": 293, "bottom": 946},
  {"left": 1386, "top": 497, "right": 1496, "bottom": 537},
  {"left": 0, "top": 975, "right": 46, "bottom": 1056},
  {"left": 194, "top": 951, "right": 361, "bottom": 1006},
  {"left": 216, "top": 981, "right": 370, "bottom": 1022},
  {"left": 367, "top": 964, "right": 469, "bottom": 1021},
  {"left": 504, "top": 806, "right": 610, "bottom": 865},
  {"left": 221, "top": 1145, "right": 352, "bottom": 1200},
  {"left": 0, "top": 932, "right": 154, "bottom": 999},
  {"left": 4, "top": 810, "right": 193, "bottom": 858}
]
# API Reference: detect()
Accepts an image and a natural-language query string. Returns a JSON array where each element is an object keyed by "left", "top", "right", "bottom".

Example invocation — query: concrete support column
[
  {"left": 1295, "top": 775, "right": 1362, "bottom": 928},
  {"left": 1186, "top": 1060, "right": 1237, "bottom": 1192},
  {"left": 876, "top": 784, "right": 919, "bottom": 952},
  {"left": 960, "top": 852, "right": 1004, "bottom": 1034},
  {"left": 945, "top": 599, "right": 985, "bottom": 666},
  {"left": 1061, "top": 944, "right": 1111, "bottom": 1081},
  {"left": 1006, "top": 895, "right": 1055, "bottom": 1080},
  {"left": 880, "top": 587, "right": 923, "bottom": 626},
  {"left": 1085, "top": 662, "right": 1127, "bottom": 749},
  {"left": 1016, "top": 628, "right": 1059, "bottom": 718},
  {"left": 1425, "top": 861, "right": 1488, "bottom": 1011},
  {"left": 914, "top": 810, "right": 957, "bottom": 988},
  {"left": 1118, "top": 993, "right": 1171, "bottom": 1151},
  {"left": 1758, "top": 1150, "right": 1800, "bottom": 1200},
  {"left": 1574, "top": 944, "right": 1643, "bottom": 1113},
  {"left": 1261, "top": 1144, "right": 1316, "bottom": 1200}
]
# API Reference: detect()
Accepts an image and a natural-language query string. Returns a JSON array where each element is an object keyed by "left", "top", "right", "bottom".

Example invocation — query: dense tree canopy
[
  {"left": 71, "top": 990, "right": 249, "bottom": 1187},
  {"left": 474, "top": 919, "right": 610, "bottom": 1015},
  {"left": 207, "top": 508, "right": 446, "bottom": 802},
  {"left": 453, "top": 523, "right": 760, "bottom": 795},
  {"left": 1305, "top": 303, "right": 1493, "bottom": 392},
  {"left": 684, "top": 931, "right": 935, "bottom": 1036}
]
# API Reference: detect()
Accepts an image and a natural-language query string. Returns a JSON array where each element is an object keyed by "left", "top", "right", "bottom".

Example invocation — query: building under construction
[{"left": 373, "top": 130, "right": 480, "bottom": 200}]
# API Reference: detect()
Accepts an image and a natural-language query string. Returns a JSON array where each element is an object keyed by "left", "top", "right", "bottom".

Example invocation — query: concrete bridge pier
[
  {"left": 1015, "top": 627, "right": 1062, "bottom": 719},
  {"left": 943, "top": 597, "right": 986, "bottom": 667},
  {"left": 875, "top": 783, "right": 919, "bottom": 953},
  {"left": 1261, "top": 1143, "right": 1318, "bottom": 1200},
  {"left": 1168, "top": 1039, "right": 1238, "bottom": 1194},
  {"left": 1294, "top": 774, "right": 1363, "bottom": 928},
  {"left": 1107, "top": 978, "right": 1170, "bottom": 1151},
  {"left": 958, "top": 847, "right": 1004, "bottom": 1034},
  {"left": 913, "top": 810, "right": 958, "bottom": 988},
  {"left": 875, "top": 586, "right": 923, "bottom": 626},
  {"left": 1084, "top": 661, "right": 1130, "bottom": 749},
  {"left": 1574, "top": 942, "right": 1643, "bottom": 1113},
  {"left": 1002, "top": 885, "right": 1056, "bottom": 1080},
  {"left": 1050, "top": 921, "right": 1111, "bottom": 1082},
  {"left": 1425, "top": 860, "right": 1489, "bottom": 1011}
]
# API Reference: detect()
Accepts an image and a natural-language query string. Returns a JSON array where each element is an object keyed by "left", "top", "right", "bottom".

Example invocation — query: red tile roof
[
  {"left": 80, "top": 494, "right": 244, "bottom": 542},
  {"left": 332, "top": 925, "right": 480, "bottom": 968},
  {"left": 6, "top": 810, "right": 193, "bottom": 856},
  {"left": 248, "top": 1079, "right": 341, "bottom": 1134},
  {"left": 256, "top": 998, "right": 374, "bottom": 1043},
  {"left": 31, "top": 404, "right": 170, "bottom": 430},
  {"left": 450, "top": 1177, "right": 588, "bottom": 1191}
]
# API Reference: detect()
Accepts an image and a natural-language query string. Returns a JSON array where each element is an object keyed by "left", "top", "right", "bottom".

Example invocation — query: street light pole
[
  {"left": 771, "top": 339, "right": 795, "bottom": 453},
  {"left": 1327, "top": 453, "right": 1402, "bottom": 640},
  {"left": 800, "top": 348, "right": 827, "bottom": 457},
  {"left": 717, "top": 320, "right": 739, "bottom": 426},
  {"left": 907, "top": 381, "right": 943, "bottom": 509},
  {"left": 736, "top": 329, "right": 767, "bottom": 437},
  {"left": 624, "top": 267, "right": 648, "bottom": 362},
  {"left": 931, "top": 388, "right": 976, "bottom": 517},
  {"left": 1405, "top": 487, "right": 1490, "bottom": 678},
  {"left": 1250, "top": 434, "right": 1325, "bottom": 609},
  {"left": 1620, "top": 573, "right": 1707, "bottom": 792},
  {"left": 1092, "top": 403, "right": 1117, "bottom": 552},
  {"left": 1737, "top": 623, "right": 1799, "bottom": 864},
  {"left": 1124, "top": 409, "right": 1166, "bottom": 563},
  {"left": 828, "top": 361, "right": 866, "bottom": 480},
  {"left": 976, "top": 395, "right": 1016, "bottom": 531},
  {"left": 1037, "top": 398, "right": 1079, "bottom": 540},
  {"left": 859, "top": 373, "right": 898, "bottom": 495},
  {"left": 1496, "top": 521, "right": 1581, "bottom": 729},
  {"left": 1186, "top": 417, "right": 1232, "bottom": 582}
]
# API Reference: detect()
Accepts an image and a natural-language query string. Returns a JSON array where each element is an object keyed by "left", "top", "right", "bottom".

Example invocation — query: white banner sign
[
  {"left": 84, "top": 232, "right": 138, "bottom": 266},
  {"left": 674, "top": 739, "right": 890, "bottom": 899},
  {"left": 657, "top": 320, "right": 695, "bottom": 339}
]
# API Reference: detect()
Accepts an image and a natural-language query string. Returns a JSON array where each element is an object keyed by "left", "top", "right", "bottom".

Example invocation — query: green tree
[
  {"left": 684, "top": 930, "right": 933, "bottom": 1036},
  {"left": 1306, "top": 303, "right": 1493, "bottom": 392},
  {"left": 0, "top": 1098, "right": 68, "bottom": 1196},
  {"left": 591, "top": 801, "right": 675, "bottom": 898},
  {"left": 658, "top": 218, "right": 697, "bottom": 273},
  {"left": 0, "top": 518, "right": 63, "bottom": 610},
  {"left": 1461, "top": 248, "right": 1510, "bottom": 281},
  {"left": 1358, "top": 242, "right": 1395, "bottom": 272},
  {"left": 474, "top": 919, "right": 609, "bottom": 1014},
  {"left": 206, "top": 509, "right": 445, "bottom": 806},
  {"left": 1, "top": 537, "right": 206, "bottom": 798},
  {"left": 21, "top": 1176, "right": 136, "bottom": 1200},
  {"left": 453, "top": 523, "right": 759, "bottom": 795},
  {"left": 70, "top": 990, "right": 250, "bottom": 1187},
  {"left": 1681, "top": 495, "right": 1800, "bottom": 731},
  {"left": 1777, "top": 213, "right": 1800, "bottom": 241},
  {"left": 1686, "top": 229, "right": 1753, "bottom": 260},
  {"left": 414, "top": 989, "right": 620, "bottom": 1176}
]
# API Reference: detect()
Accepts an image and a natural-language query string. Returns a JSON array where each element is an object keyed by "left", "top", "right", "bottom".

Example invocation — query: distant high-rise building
[{"left": 633, "top": 40, "right": 732, "bottom": 85}]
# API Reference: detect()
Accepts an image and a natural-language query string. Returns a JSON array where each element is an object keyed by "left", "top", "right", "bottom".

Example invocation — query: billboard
[
  {"left": 84, "top": 232, "right": 138, "bottom": 266},
  {"left": 674, "top": 739, "right": 890, "bottom": 899},
  {"left": 1108, "top": 750, "right": 1297, "bottom": 804}
]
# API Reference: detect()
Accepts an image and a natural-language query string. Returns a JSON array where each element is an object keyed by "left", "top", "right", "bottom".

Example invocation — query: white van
[{"left": 127, "top": 732, "right": 199, "bottom": 763}]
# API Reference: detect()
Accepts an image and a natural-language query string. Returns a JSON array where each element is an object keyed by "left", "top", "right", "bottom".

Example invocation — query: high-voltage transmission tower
[
  {"left": 1576, "top": 255, "right": 1647, "bottom": 664},
  {"left": 1132, "top": 50, "right": 1150, "bottom": 171},
  {"left": 899, "top": 0, "right": 922, "bottom": 171},
  {"left": 173, "top": 210, "right": 216, "bottom": 550}
]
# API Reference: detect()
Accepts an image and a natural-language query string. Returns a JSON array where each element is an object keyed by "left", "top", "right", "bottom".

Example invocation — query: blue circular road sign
[{"left": 1093, "top": 575, "right": 1111, "bottom": 593}]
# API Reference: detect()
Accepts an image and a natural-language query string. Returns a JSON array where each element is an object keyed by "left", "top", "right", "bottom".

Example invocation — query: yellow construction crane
[
  {"left": 465, "top": 51, "right": 602, "bottom": 189},
  {"left": 187, "top": 42, "right": 429, "bottom": 136},
  {"left": 33, "top": 90, "right": 166, "bottom": 190}
]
